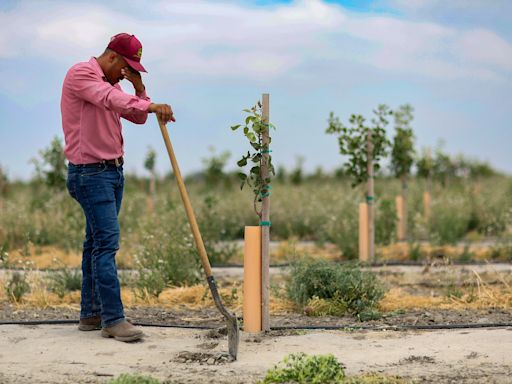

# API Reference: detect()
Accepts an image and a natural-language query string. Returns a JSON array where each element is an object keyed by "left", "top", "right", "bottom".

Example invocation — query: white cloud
[
  {"left": 0, "top": 0, "right": 511, "bottom": 84},
  {"left": 459, "top": 29, "right": 512, "bottom": 71},
  {"left": 0, "top": 3, "right": 137, "bottom": 59}
]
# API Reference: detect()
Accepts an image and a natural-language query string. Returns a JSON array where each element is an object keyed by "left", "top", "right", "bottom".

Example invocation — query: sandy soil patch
[{"left": 1, "top": 325, "right": 512, "bottom": 383}]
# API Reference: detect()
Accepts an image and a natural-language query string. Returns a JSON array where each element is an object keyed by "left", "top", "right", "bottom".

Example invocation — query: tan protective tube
[
  {"left": 359, "top": 203, "right": 369, "bottom": 262},
  {"left": 243, "top": 226, "right": 262, "bottom": 332},
  {"left": 423, "top": 191, "right": 431, "bottom": 220},
  {"left": 396, "top": 195, "right": 405, "bottom": 241}
]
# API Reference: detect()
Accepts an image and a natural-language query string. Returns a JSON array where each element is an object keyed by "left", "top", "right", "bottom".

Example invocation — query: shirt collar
[{"left": 89, "top": 57, "right": 107, "bottom": 80}]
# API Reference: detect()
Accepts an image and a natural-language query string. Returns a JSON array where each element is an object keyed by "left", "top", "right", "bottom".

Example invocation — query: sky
[{"left": 0, "top": 0, "right": 511, "bottom": 180}]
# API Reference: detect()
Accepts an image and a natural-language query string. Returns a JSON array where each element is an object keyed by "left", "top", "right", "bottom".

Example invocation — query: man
[{"left": 61, "top": 33, "right": 173, "bottom": 342}]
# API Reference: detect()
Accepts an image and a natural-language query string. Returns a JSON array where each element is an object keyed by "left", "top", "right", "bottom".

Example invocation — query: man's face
[{"left": 104, "top": 52, "right": 130, "bottom": 85}]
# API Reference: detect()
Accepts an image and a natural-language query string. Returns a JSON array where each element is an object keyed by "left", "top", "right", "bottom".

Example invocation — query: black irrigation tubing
[
  {"left": 1, "top": 260, "right": 509, "bottom": 272},
  {"left": 1, "top": 319, "right": 512, "bottom": 331},
  {"left": 0, "top": 319, "right": 215, "bottom": 329},
  {"left": 271, "top": 323, "right": 512, "bottom": 331},
  {"left": 213, "top": 260, "right": 512, "bottom": 268}
]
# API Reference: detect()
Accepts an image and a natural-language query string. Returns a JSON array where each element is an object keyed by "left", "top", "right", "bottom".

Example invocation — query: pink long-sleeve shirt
[{"left": 61, "top": 57, "right": 152, "bottom": 164}]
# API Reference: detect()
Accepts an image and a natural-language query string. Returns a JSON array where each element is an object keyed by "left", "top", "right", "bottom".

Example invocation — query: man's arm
[
  {"left": 71, "top": 66, "right": 175, "bottom": 123},
  {"left": 120, "top": 87, "right": 151, "bottom": 124},
  {"left": 121, "top": 67, "right": 175, "bottom": 124},
  {"left": 71, "top": 66, "right": 151, "bottom": 115}
]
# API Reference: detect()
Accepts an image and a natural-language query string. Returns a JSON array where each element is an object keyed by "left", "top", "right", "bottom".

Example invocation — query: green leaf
[
  {"left": 246, "top": 132, "right": 257, "bottom": 142},
  {"left": 250, "top": 142, "right": 261, "bottom": 151},
  {"left": 230, "top": 124, "right": 241, "bottom": 131},
  {"left": 251, "top": 153, "right": 262, "bottom": 163},
  {"left": 237, "top": 158, "right": 247, "bottom": 167},
  {"left": 237, "top": 172, "right": 247, "bottom": 180},
  {"left": 250, "top": 165, "right": 260, "bottom": 175}
]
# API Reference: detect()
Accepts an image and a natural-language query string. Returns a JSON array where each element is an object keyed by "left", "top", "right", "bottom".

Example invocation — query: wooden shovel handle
[{"left": 157, "top": 118, "right": 213, "bottom": 277}]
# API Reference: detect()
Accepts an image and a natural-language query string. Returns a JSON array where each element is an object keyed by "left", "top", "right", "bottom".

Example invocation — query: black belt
[{"left": 70, "top": 156, "right": 124, "bottom": 168}]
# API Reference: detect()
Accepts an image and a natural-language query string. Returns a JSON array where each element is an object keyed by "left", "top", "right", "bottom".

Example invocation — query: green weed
[
  {"left": 5, "top": 272, "right": 30, "bottom": 303},
  {"left": 133, "top": 219, "right": 201, "bottom": 298},
  {"left": 259, "top": 353, "right": 345, "bottom": 384},
  {"left": 47, "top": 267, "right": 82, "bottom": 298},
  {"left": 287, "top": 258, "right": 385, "bottom": 318}
]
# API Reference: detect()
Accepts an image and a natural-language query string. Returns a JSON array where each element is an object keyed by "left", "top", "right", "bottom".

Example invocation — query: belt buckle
[{"left": 114, "top": 157, "right": 121, "bottom": 167}]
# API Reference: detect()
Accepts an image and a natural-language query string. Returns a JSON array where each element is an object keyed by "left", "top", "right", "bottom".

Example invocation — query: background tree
[
  {"left": 144, "top": 147, "right": 157, "bottom": 212},
  {"left": 290, "top": 156, "right": 305, "bottom": 185},
  {"left": 390, "top": 104, "right": 415, "bottom": 241},
  {"left": 0, "top": 165, "right": 8, "bottom": 210},
  {"left": 416, "top": 147, "right": 434, "bottom": 182},
  {"left": 326, "top": 106, "right": 390, "bottom": 188},
  {"left": 201, "top": 146, "right": 231, "bottom": 188},
  {"left": 326, "top": 104, "right": 391, "bottom": 261},
  {"left": 432, "top": 144, "right": 456, "bottom": 187},
  {"left": 416, "top": 146, "right": 434, "bottom": 220},
  {"left": 31, "top": 136, "right": 67, "bottom": 190}
]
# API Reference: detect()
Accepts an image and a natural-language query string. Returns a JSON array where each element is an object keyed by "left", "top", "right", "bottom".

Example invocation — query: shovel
[{"left": 157, "top": 117, "right": 240, "bottom": 360}]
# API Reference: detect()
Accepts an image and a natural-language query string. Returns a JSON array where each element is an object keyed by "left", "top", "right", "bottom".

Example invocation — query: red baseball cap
[{"left": 107, "top": 33, "right": 147, "bottom": 73}]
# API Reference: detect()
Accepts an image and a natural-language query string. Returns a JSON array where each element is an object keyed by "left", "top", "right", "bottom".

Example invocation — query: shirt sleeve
[
  {"left": 71, "top": 66, "right": 152, "bottom": 116},
  {"left": 121, "top": 88, "right": 152, "bottom": 125}
]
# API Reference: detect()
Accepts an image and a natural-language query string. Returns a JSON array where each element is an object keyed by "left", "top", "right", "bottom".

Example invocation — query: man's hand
[
  {"left": 121, "top": 67, "right": 145, "bottom": 94},
  {"left": 148, "top": 103, "right": 175, "bottom": 123}
]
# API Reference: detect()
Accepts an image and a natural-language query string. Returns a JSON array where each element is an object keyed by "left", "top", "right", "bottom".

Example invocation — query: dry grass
[
  {"left": 9, "top": 241, "right": 496, "bottom": 271},
  {"left": 5, "top": 245, "right": 134, "bottom": 270},
  {"left": 0, "top": 276, "right": 297, "bottom": 315},
  {"left": 271, "top": 238, "right": 340, "bottom": 263},
  {"left": 6, "top": 278, "right": 512, "bottom": 314},
  {"left": 378, "top": 242, "right": 492, "bottom": 262},
  {"left": 379, "top": 271, "right": 512, "bottom": 312},
  {"left": 379, "top": 288, "right": 446, "bottom": 311},
  {"left": 2, "top": 265, "right": 511, "bottom": 315}
]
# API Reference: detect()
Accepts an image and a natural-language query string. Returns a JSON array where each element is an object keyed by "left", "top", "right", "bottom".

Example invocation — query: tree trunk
[
  {"left": 400, "top": 175, "right": 408, "bottom": 241},
  {"left": 367, "top": 129, "right": 375, "bottom": 261}
]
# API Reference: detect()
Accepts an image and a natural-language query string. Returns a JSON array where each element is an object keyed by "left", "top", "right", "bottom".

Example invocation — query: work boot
[
  {"left": 78, "top": 315, "right": 102, "bottom": 331},
  {"left": 79, "top": 316, "right": 133, "bottom": 331},
  {"left": 101, "top": 320, "right": 143, "bottom": 342}
]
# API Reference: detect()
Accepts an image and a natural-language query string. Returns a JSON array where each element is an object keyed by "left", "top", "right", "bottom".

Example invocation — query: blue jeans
[{"left": 66, "top": 163, "right": 125, "bottom": 327}]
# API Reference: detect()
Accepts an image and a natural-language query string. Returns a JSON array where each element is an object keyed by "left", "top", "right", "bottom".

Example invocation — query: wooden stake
[
  {"left": 359, "top": 203, "right": 369, "bottom": 261},
  {"left": 261, "top": 93, "right": 270, "bottom": 332},
  {"left": 367, "top": 129, "right": 375, "bottom": 261}
]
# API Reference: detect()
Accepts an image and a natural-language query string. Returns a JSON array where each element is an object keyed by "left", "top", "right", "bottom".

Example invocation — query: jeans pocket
[
  {"left": 80, "top": 164, "right": 108, "bottom": 177},
  {"left": 66, "top": 173, "right": 77, "bottom": 199}
]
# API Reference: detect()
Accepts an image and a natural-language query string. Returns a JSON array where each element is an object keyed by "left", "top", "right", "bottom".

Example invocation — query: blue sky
[{"left": 0, "top": 0, "right": 511, "bottom": 180}]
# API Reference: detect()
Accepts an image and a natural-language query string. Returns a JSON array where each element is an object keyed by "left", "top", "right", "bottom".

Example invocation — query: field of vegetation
[
  {"left": 1, "top": 111, "right": 511, "bottom": 384},
  {"left": 1, "top": 157, "right": 511, "bottom": 265},
  {"left": 0, "top": 137, "right": 511, "bottom": 306}
]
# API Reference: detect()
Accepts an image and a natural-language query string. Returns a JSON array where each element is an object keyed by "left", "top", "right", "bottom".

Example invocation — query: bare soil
[
  {"left": 1, "top": 324, "right": 512, "bottom": 384},
  {"left": 1, "top": 263, "right": 512, "bottom": 383}
]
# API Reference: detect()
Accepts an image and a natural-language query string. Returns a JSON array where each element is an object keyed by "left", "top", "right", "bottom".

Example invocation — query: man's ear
[{"left": 108, "top": 51, "right": 118, "bottom": 63}]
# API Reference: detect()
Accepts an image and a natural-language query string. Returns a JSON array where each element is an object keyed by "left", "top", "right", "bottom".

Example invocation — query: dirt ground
[
  {"left": 1, "top": 262, "right": 512, "bottom": 383},
  {"left": 1, "top": 324, "right": 512, "bottom": 384}
]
